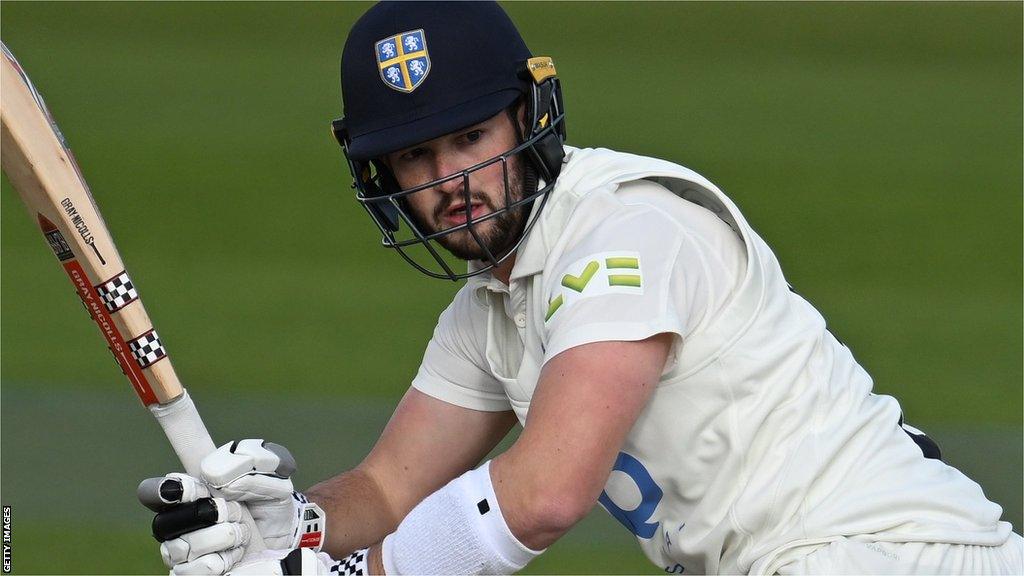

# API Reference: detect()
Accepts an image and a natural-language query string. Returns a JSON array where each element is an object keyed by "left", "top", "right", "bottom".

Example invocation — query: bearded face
[{"left": 386, "top": 109, "right": 529, "bottom": 263}]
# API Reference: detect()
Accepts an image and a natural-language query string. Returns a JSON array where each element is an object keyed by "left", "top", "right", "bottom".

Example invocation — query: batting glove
[
  {"left": 139, "top": 439, "right": 326, "bottom": 575},
  {"left": 227, "top": 548, "right": 367, "bottom": 576}
]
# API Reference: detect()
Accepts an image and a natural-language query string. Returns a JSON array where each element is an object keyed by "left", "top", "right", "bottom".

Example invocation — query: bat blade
[
  {"left": 1, "top": 44, "right": 267, "bottom": 558},
  {"left": 1, "top": 42, "right": 178, "bottom": 408}
]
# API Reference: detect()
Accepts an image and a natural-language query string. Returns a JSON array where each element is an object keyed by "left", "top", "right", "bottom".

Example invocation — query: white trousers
[{"left": 777, "top": 532, "right": 1024, "bottom": 575}]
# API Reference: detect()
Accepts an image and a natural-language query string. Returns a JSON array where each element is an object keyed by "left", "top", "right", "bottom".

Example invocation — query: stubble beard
[{"left": 433, "top": 155, "right": 529, "bottom": 262}]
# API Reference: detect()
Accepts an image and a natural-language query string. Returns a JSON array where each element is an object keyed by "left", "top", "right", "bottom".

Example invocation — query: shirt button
[{"left": 514, "top": 313, "right": 526, "bottom": 327}]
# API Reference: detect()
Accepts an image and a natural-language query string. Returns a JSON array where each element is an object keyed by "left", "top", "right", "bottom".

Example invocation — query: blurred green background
[{"left": 1, "top": 2, "right": 1020, "bottom": 574}]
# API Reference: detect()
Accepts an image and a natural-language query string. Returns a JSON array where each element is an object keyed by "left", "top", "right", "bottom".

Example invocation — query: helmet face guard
[{"left": 332, "top": 59, "right": 566, "bottom": 281}]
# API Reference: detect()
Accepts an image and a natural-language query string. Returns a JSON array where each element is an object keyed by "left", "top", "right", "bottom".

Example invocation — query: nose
[{"left": 431, "top": 154, "right": 469, "bottom": 197}]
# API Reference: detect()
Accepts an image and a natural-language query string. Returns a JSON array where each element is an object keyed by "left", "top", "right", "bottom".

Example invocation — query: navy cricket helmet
[{"left": 331, "top": 1, "right": 566, "bottom": 281}]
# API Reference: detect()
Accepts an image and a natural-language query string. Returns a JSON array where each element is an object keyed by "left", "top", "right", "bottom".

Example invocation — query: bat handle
[
  {"left": 148, "top": 390, "right": 216, "bottom": 476},
  {"left": 150, "top": 390, "right": 267, "bottom": 556}
]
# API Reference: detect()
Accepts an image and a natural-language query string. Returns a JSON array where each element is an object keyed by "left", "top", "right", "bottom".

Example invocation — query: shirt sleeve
[
  {"left": 542, "top": 182, "right": 740, "bottom": 365},
  {"left": 411, "top": 285, "right": 511, "bottom": 412}
]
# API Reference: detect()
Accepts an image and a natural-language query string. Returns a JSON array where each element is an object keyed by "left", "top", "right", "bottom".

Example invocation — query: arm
[
  {"left": 363, "top": 334, "right": 672, "bottom": 575},
  {"left": 138, "top": 389, "right": 514, "bottom": 576},
  {"left": 306, "top": 387, "right": 517, "bottom": 558},
  {"left": 491, "top": 334, "right": 672, "bottom": 549}
]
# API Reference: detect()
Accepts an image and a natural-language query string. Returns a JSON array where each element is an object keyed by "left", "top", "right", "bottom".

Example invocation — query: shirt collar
[
  {"left": 506, "top": 146, "right": 585, "bottom": 281},
  {"left": 463, "top": 191, "right": 545, "bottom": 297}
]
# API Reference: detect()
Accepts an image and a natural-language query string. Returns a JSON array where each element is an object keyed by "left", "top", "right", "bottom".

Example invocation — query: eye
[
  {"left": 463, "top": 130, "right": 482, "bottom": 144},
  {"left": 399, "top": 147, "right": 426, "bottom": 162}
]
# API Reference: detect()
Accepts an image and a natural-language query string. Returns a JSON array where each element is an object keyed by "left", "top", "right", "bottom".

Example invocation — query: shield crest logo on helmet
[{"left": 375, "top": 30, "right": 430, "bottom": 93}]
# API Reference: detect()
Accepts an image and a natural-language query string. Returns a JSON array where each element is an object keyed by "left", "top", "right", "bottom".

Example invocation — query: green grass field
[{"left": 1, "top": 2, "right": 1020, "bottom": 574}]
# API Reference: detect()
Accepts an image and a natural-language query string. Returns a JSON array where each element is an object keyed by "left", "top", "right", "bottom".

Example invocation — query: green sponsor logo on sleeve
[
  {"left": 546, "top": 253, "right": 643, "bottom": 322},
  {"left": 544, "top": 294, "right": 564, "bottom": 321},
  {"left": 605, "top": 257, "right": 641, "bottom": 287},
  {"left": 605, "top": 257, "right": 639, "bottom": 269},
  {"left": 561, "top": 260, "right": 599, "bottom": 292},
  {"left": 608, "top": 274, "right": 642, "bottom": 288}
]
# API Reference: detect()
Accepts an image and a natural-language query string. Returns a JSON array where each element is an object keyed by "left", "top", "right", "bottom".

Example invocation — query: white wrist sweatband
[{"left": 381, "top": 461, "right": 543, "bottom": 575}]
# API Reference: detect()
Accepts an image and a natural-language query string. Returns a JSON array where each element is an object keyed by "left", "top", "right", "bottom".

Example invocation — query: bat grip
[
  {"left": 150, "top": 390, "right": 267, "bottom": 556},
  {"left": 148, "top": 390, "right": 216, "bottom": 476}
]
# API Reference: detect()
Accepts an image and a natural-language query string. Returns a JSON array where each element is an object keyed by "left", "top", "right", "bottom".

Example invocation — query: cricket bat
[{"left": 0, "top": 42, "right": 265, "bottom": 556}]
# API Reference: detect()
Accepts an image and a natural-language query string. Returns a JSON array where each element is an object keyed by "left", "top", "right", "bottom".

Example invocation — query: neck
[{"left": 491, "top": 255, "right": 516, "bottom": 285}]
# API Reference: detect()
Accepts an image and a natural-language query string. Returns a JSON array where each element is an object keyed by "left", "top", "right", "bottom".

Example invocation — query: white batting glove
[
  {"left": 228, "top": 548, "right": 369, "bottom": 576},
  {"left": 139, "top": 440, "right": 326, "bottom": 575}
]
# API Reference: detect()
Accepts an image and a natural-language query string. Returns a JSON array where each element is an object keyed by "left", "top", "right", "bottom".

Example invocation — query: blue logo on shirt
[{"left": 598, "top": 451, "right": 663, "bottom": 539}]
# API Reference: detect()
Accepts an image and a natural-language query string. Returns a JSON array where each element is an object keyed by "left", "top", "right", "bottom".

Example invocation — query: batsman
[{"left": 138, "top": 2, "right": 1023, "bottom": 574}]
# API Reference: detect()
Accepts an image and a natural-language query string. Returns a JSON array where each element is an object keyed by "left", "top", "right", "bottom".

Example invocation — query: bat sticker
[
  {"left": 37, "top": 215, "right": 74, "bottom": 261},
  {"left": 95, "top": 271, "right": 139, "bottom": 313},
  {"left": 128, "top": 329, "right": 167, "bottom": 369}
]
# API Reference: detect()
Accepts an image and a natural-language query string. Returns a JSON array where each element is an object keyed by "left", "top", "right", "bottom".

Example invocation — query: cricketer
[{"left": 137, "top": 2, "right": 1023, "bottom": 574}]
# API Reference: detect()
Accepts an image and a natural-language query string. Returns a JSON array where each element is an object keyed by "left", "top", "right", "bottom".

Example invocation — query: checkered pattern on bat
[
  {"left": 96, "top": 271, "right": 138, "bottom": 312},
  {"left": 330, "top": 549, "right": 367, "bottom": 576},
  {"left": 128, "top": 330, "right": 167, "bottom": 368}
]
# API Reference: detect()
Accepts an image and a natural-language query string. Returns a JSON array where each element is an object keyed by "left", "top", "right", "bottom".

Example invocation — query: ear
[{"left": 506, "top": 98, "right": 529, "bottom": 144}]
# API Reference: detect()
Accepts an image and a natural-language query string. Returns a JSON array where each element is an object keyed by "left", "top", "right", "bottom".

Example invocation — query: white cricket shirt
[{"left": 410, "top": 146, "right": 1011, "bottom": 574}]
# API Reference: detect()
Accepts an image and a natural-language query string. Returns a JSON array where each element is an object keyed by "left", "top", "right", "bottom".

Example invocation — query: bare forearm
[
  {"left": 305, "top": 467, "right": 402, "bottom": 559},
  {"left": 302, "top": 390, "right": 520, "bottom": 571}
]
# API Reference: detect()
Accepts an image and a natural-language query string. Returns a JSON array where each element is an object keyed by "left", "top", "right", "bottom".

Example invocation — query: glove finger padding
[
  {"left": 138, "top": 473, "right": 212, "bottom": 512},
  {"left": 216, "top": 473, "right": 295, "bottom": 503},
  {"left": 152, "top": 497, "right": 245, "bottom": 543},
  {"left": 170, "top": 547, "right": 246, "bottom": 576},
  {"left": 202, "top": 440, "right": 296, "bottom": 496},
  {"left": 159, "top": 502, "right": 249, "bottom": 565}
]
